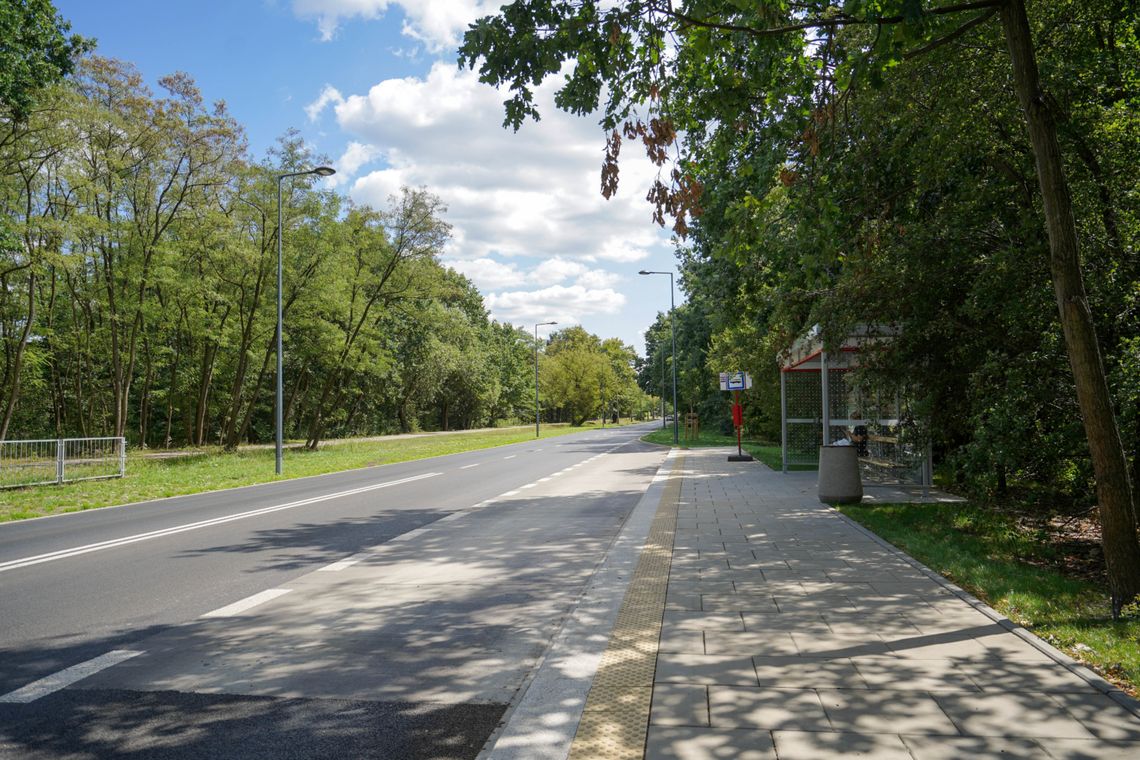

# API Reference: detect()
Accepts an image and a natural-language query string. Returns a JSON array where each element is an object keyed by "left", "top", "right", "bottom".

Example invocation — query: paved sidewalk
[{"left": 597, "top": 447, "right": 1140, "bottom": 759}]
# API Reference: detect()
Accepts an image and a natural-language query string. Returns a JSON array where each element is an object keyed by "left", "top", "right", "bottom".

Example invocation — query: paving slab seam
[
  {"left": 834, "top": 508, "right": 1140, "bottom": 718},
  {"left": 475, "top": 449, "right": 678, "bottom": 760},
  {"left": 566, "top": 455, "right": 683, "bottom": 760}
]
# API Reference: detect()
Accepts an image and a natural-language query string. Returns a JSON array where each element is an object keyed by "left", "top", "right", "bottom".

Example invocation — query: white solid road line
[
  {"left": 0, "top": 650, "right": 143, "bottom": 704},
  {"left": 201, "top": 588, "right": 292, "bottom": 618},
  {"left": 0, "top": 472, "right": 442, "bottom": 574}
]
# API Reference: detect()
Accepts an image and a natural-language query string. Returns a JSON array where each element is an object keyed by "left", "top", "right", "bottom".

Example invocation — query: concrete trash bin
[{"left": 818, "top": 445, "right": 863, "bottom": 504}]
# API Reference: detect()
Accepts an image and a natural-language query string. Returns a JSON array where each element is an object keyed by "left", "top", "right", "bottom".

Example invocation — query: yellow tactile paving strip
[{"left": 568, "top": 455, "right": 683, "bottom": 760}]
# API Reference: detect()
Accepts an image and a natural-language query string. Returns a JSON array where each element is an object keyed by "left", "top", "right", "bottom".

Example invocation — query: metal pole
[
  {"left": 660, "top": 343, "right": 665, "bottom": 428},
  {"left": 276, "top": 176, "right": 284, "bottom": 475},
  {"left": 535, "top": 323, "right": 540, "bottom": 437},
  {"left": 274, "top": 166, "right": 335, "bottom": 476},
  {"left": 669, "top": 273, "right": 678, "bottom": 445},
  {"left": 780, "top": 370, "right": 788, "bottom": 473},
  {"left": 821, "top": 350, "right": 830, "bottom": 447},
  {"left": 601, "top": 376, "right": 605, "bottom": 428},
  {"left": 534, "top": 321, "right": 555, "bottom": 437}
]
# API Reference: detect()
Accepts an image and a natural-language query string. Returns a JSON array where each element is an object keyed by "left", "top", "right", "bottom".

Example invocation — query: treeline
[{"left": 0, "top": 55, "right": 647, "bottom": 448}]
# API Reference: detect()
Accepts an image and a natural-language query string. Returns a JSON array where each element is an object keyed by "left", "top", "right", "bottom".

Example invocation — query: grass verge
[
  {"left": 0, "top": 422, "right": 624, "bottom": 522},
  {"left": 839, "top": 501, "right": 1140, "bottom": 696},
  {"left": 640, "top": 427, "right": 815, "bottom": 471}
]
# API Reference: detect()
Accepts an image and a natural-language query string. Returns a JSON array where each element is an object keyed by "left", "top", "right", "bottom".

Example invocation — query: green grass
[
  {"left": 0, "top": 422, "right": 625, "bottom": 522},
  {"left": 640, "top": 426, "right": 814, "bottom": 471},
  {"left": 839, "top": 501, "right": 1140, "bottom": 696}
]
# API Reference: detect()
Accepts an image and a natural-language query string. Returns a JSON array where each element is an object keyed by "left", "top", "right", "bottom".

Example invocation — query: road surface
[{"left": 0, "top": 423, "right": 668, "bottom": 759}]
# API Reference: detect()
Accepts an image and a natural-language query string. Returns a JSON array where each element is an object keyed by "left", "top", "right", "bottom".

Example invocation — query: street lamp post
[
  {"left": 275, "top": 165, "right": 335, "bottom": 475},
  {"left": 639, "top": 270, "right": 678, "bottom": 444},
  {"left": 534, "top": 321, "right": 557, "bottom": 437}
]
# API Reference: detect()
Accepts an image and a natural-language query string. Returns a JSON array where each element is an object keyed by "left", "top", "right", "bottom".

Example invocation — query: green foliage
[{"left": 0, "top": 0, "right": 90, "bottom": 119}]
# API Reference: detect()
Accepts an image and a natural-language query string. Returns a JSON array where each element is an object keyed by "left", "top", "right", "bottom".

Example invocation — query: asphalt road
[{"left": 0, "top": 423, "right": 668, "bottom": 759}]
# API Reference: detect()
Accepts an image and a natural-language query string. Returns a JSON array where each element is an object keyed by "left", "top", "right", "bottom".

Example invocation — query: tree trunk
[
  {"left": 194, "top": 341, "right": 218, "bottom": 447},
  {"left": 1001, "top": 0, "right": 1140, "bottom": 615},
  {"left": 0, "top": 271, "right": 36, "bottom": 441},
  {"left": 138, "top": 336, "right": 154, "bottom": 447}
]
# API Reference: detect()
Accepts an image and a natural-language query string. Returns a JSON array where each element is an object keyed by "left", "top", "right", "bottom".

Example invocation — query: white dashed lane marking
[
  {"left": 0, "top": 650, "right": 143, "bottom": 704},
  {"left": 201, "top": 588, "right": 292, "bottom": 618}
]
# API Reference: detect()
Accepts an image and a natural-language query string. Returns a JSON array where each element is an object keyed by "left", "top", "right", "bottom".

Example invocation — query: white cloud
[
  {"left": 331, "top": 62, "right": 672, "bottom": 271},
  {"left": 575, "top": 269, "right": 621, "bottom": 290},
  {"left": 292, "top": 0, "right": 497, "bottom": 50},
  {"left": 305, "top": 84, "right": 344, "bottom": 121},
  {"left": 530, "top": 257, "right": 587, "bottom": 286},
  {"left": 298, "top": 5, "right": 678, "bottom": 350},
  {"left": 326, "top": 141, "right": 383, "bottom": 188},
  {"left": 445, "top": 257, "right": 525, "bottom": 290},
  {"left": 486, "top": 285, "right": 627, "bottom": 328}
]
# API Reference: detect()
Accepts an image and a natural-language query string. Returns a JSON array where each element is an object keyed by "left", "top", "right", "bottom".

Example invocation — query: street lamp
[
  {"left": 534, "top": 321, "right": 557, "bottom": 437},
  {"left": 639, "top": 270, "right": 678, "bottom": 444},
  {"left": 275, "top": 165, "right": 335, "bottom": 474}
]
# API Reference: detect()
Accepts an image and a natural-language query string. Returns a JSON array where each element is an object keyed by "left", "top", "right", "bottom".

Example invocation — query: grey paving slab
[
  {"left": 900, "top": 734, "right": 1047, "bottom": 759},
  {"left": 850, "top": 656, "right": 982, "bottom": 691},
  {"left": 817, "top": 688, "right": 962, "bottom": 734},
  {"left": 644, "top": 726, "right": 776, "bottom": 760},
  {"left": 773, "top": 729, "right": 914, "bottom": 759},
  {"left": 662, "top": 611, "right": 745, "bottom": 633},
  {"left": 750, "top": 656, "right": 868, "bottom": 689},
  {"left": 654, "top": 654, "right": 760, "bottom": 686},
  {"left": 650, "top": 684, "right": 711, "bottom": 727},
  {"left": 931, "top": 692, "right": 1097, "bottom": 739},
  {"left": 708, "top": 686, "right": 830, "bottom": 731},
  {"left": 1046, "top": 691, "right": 1140, "bottom": 741},
  {"left": 1040, "top": 738, "right": 1140, "bottom": 759},
  {"left": 702, "top": 631, "right": 799, "bottom": 657}
]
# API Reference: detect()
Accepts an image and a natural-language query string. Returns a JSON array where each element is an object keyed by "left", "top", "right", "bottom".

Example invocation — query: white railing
[{"left": 0, "top": 437, "right": 126, "bottom": 489}]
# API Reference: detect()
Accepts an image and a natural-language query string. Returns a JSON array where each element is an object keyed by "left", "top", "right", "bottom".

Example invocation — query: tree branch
[
  {"left": 658, "top": 0, "right": 1003, "bottom": 38},
  {"left": 903, "top": 7, "right": 1000, "bottom": 60}
]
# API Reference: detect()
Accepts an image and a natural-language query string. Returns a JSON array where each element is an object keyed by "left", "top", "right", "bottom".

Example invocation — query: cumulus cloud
[
  {"left": 444, "top": 257, "right": 525, "bottom": 290},
  {"left": 486, "top": 285, "right": 627, "bottom": 328},
  {"left": 334, "top": 62, "right": 670, "bottom": 268},
  {"left": 298, "top": 4, "right": 676, "bottom": 347},
  {"left": 293, "top": 0, "right": 497, "bottom": 50},
  {"left": 530, "top": 257, "right": 588, "bottom": 286},
  {"left": 325, "top": 141, "right": 383, "bottom": 188}
]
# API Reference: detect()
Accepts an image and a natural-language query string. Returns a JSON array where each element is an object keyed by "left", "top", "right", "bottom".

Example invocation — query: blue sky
[{"left": 54, "top": 0, "right": 683, "bottom": 354}]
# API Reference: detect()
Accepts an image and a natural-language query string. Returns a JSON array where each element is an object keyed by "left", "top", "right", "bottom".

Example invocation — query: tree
[
  {"left": 462, "top": 0, "right": 1140, "bottom": 614},
  {"left": 0, "top": 0, "right": 89, "bottom": 119}
]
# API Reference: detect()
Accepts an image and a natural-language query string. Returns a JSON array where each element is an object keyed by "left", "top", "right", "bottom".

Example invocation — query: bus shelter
[{"left": 779, "top": 325, "right": 932, "bottom": 491}]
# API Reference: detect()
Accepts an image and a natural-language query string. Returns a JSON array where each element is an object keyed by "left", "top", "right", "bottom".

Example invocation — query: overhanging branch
[{"left": 658, "top": 0, "right": 1003, "bottom": 38}]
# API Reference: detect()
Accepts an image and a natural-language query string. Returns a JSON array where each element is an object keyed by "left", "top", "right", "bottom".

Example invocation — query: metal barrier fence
[{"left": 0, "top": 437, "right": 126, "bottom": 489}]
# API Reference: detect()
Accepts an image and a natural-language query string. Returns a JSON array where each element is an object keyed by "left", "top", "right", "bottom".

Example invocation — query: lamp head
[
  {"left": 638, "top": 270, "right": 650, "bottom": 275},
  {"left": 312, "top": 166, "right": 336, "bottom": 177}
]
